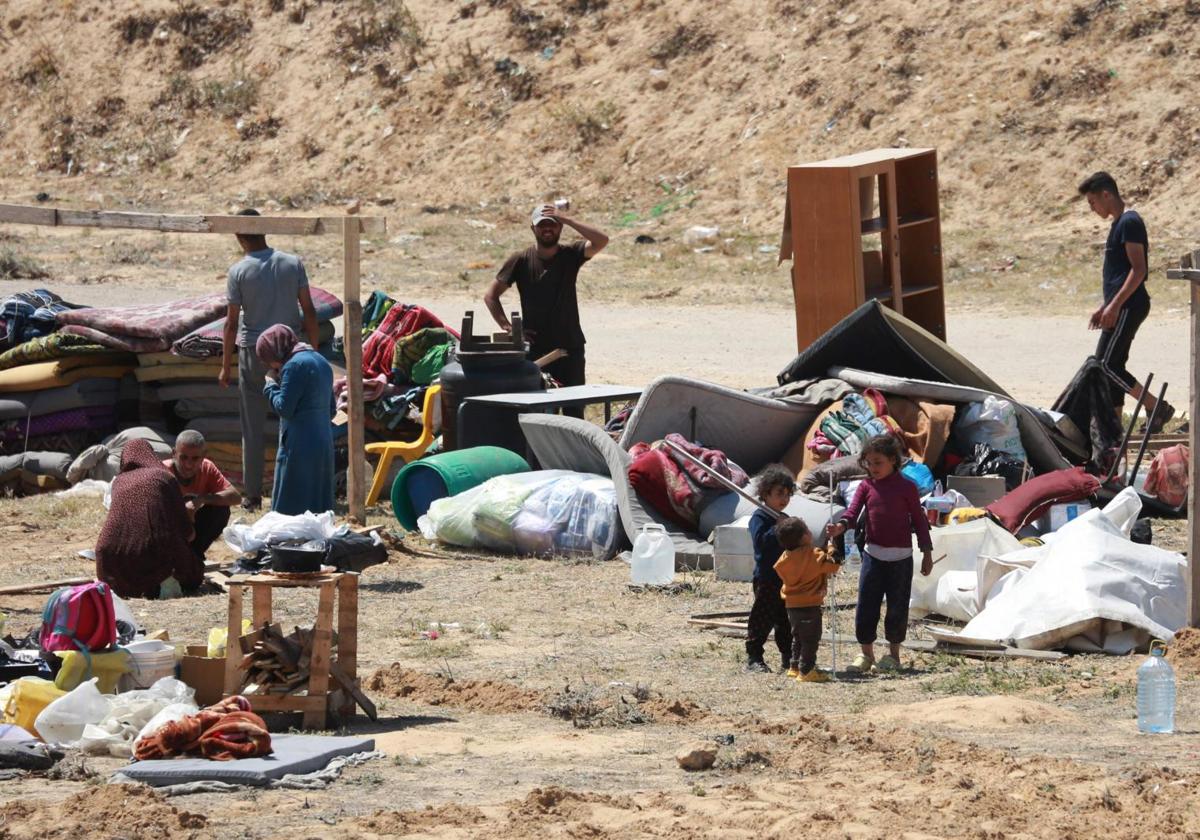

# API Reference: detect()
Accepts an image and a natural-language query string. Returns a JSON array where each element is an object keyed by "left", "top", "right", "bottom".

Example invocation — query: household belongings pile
[
  {"left": 337, "top": 293, "right": 456, "bottom": 438},
  {"left": 0, "top": 286, "right": 344, "bottom": 497},
  {"left": 418, "top": 468, "right": 621, "bottom": 560},
  {"left": 223, "top": 510, "right": 388, "bottom": 573}
]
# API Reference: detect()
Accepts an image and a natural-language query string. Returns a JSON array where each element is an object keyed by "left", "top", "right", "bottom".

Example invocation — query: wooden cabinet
[{"left": 781, "top": 148, "right": 946, "bottom": 351}]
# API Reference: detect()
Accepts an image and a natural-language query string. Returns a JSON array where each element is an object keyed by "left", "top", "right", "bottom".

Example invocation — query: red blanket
[
  {"left": 628, "top": 434, "right": 749, "bottom": 530},
  {"left": 134, "top": 696, "right": 272, "bottom": 762},
  {"left": 361, "top": 304, "right": 450, "bottom": 379}
]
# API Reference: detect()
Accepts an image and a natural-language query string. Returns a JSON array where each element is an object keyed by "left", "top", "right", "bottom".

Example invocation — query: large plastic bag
[
  {"left": 77, "top": 677, "right": 197, "bottom": 757},
  {"left": 426, "top": 471, "right": 571, "bottom": 551},
  {"left": 954, "top": 397, "right": 1028, "bottom": 463},
  {"left": 426, "top": 471, "right": 620, "bottom": 558},
  {"left": 34, "top": 678, "right": 112, "bottom": 746},
  {"left": 512, "top": 474, "right": 620, "bottom": 559},
  {"left": 224, "top": 510, "right": 343, "bottom": 554}
]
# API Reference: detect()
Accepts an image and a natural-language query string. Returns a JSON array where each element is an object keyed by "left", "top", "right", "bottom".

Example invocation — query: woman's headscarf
[
  {"left": 255, "top": 324, "right": 313, "bottom": 368},
  {"left": 120, "top": 438, "right": 163, "bottom": 473}
]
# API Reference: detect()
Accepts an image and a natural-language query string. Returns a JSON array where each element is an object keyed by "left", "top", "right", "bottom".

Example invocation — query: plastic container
[
  {"left": 844, "top": 529, "right": 861, "bottom": 562},
  {"left": 54, "top": 649, "right": 130, "bottom": 694},
  {"left": 119, "top": 640, "right": 176, "bottom": 691},
  {"left": 1137, "top": 639, "right": 1175, "bottom": 734},
  {"left": 3, "top": 677, "right": 66, "bottom": 738},
  {"left": 391, "top": 446, "right": 530, "bottom": 530},
  {"left": 440, "top": 351, "right": 543, "bottom": 452},
  {"left": 630, "top": 524, "right": 675, "bottom": 585}
]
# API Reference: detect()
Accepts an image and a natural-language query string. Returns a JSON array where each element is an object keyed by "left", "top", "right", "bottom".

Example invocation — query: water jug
[
  {"left": 1137, "top": 639, "right": 1175, "bottom": 734},
  {"left": 631, "top": 524, "right": 675, "bottom": 585},
  {"left": 844, "top": 528, "right": 862, "bottom": 563}
]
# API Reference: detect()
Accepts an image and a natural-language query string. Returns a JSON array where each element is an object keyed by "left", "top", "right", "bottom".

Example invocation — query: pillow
[{"left": 985, "top": 467, "right": 1101, "bottom": 533}]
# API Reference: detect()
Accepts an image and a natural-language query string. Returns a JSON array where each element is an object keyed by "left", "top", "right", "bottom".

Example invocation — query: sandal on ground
[
  {"left": 845, "top": 653, "right": 874, "bottom": 674},
  {"left": 875, "top": 654, "right": 901, "bottom": 673}
]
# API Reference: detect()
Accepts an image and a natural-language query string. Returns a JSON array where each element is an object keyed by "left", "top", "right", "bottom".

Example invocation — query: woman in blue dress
[{"left": 255, "top": 324, "right": 335, "bottom": 515}]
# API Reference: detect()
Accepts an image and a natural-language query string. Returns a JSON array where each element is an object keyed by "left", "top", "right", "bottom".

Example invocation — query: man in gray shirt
[{"left": 219, "top": 209, "right": 319, "bottom": 510}]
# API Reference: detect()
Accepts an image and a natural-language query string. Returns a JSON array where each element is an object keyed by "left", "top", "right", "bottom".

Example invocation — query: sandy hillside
[{"left": 0, "top": 0, "right": 1197, "bottom": 244}]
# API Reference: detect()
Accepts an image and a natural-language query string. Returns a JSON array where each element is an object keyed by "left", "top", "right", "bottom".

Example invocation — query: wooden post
[
  {"left": 343, "top": 217, "right": 366, "bottom": 523},
  {"left": 1190, "top": 272, "right": 1200, "bottom": 627},
  {"left": 1165, "top": 249, "right": 1200, "bottom": 627}
]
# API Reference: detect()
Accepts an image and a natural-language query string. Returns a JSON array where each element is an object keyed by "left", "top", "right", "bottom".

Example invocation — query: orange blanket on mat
[{"left": 134, "top": 696, "right": 272, "bottom": 762}]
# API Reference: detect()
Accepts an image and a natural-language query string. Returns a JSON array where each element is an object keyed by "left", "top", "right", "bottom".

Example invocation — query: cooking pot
[{"left": 268, "top": 540, "right": 326, "bottom": 574}]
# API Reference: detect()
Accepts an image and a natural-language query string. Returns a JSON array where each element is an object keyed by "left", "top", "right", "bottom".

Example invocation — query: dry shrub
[{"left": 649, "top": 24, "right": 714, "bottom": 61}]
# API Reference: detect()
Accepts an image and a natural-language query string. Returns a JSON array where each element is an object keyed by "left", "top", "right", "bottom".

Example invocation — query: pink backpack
[{"left": 40, "top": 582, "right": 117, "bottom": 655}]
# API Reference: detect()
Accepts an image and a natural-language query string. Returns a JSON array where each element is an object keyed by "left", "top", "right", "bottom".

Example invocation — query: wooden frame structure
[
  {"left": 0, "top": 203, "right": 386, "bottom": 522},
  {"left": 1164, "top": 249, "right": 1200, "bottom": 627}
]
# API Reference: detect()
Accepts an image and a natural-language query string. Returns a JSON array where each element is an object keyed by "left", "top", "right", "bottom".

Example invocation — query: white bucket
[{"left": 119, "top": 640, "right": 177, "bottom": 691}]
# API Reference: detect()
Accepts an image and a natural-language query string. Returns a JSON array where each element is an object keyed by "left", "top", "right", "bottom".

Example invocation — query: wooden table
[
  {"left": 461, "top": 384, "right": 643, "bottom": 423},
  {"left": 222, "top": 570, "right": 361, "bottom": 729}
]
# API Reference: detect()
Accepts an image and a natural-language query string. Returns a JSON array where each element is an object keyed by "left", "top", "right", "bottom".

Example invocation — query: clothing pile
[
  {"left": 627, "top": 434, "right": 749, "bottom": 531},
  {"left": 134, "top": 695, "right": 272, "bottom": 761}
]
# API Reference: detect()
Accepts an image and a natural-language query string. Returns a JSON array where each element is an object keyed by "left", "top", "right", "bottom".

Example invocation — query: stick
[
  {"left": 1105, "top": 372, "right": 1151, "bottom": 483},
  {"left": 663, "top": 440, "right": 779, "bottom": 519},
  {"left": 1129, "top": 381, "right": 1169, "bottom": 488},
  {"left": 534, "top": 348, "right": 568, "bottom": 368},
  {"left": 0, "top": 561, "right": 230, "bottom": 596},
  {"left": 828, "top": 472, "right": 838, "bottom": 679}
]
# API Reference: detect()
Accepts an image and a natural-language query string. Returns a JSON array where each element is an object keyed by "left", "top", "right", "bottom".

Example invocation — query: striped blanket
[{"left": 171, "top": 287, "right": 344, "bottom": 358}]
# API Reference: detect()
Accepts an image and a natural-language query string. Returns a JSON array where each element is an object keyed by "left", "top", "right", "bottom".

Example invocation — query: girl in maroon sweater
[{"left": 827, "top": 435, "right": 933, "bottom": 674}]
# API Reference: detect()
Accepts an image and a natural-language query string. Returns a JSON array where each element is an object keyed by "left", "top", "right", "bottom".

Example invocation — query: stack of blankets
[{"left": 0, "top": 285, "right": 345, "bottom": 496}]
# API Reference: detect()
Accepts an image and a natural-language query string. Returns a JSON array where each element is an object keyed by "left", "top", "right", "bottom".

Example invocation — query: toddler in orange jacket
[{"left": 773, "top": 517, "right": 841, "bottom": 682}]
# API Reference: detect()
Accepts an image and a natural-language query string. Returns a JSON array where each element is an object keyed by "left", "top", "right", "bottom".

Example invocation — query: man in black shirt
[
  {"left": 1078, "top": 171, "right": 1173, "bottom": 430},
  {"left": 484, "top": 204, "right": 609, "bottom": 415}
]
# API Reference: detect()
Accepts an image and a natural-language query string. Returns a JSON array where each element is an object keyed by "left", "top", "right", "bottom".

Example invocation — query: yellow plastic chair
[{"left": 365, "top": 384, "right": 442, "bottom": 506}]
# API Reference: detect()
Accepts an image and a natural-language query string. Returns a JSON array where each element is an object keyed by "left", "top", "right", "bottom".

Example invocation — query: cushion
[
  {"left": 119, "top": 734, "right": 375, "bottom": 787},
  {"left": 0, "top": 362, "right": 133, "bottom": 393},
  {"left": 986, "top": 467, "right": 1102, "bottom": 533}
]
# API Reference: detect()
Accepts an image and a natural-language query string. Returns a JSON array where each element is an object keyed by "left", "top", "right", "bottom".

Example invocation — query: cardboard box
[
  {"left": 946, "top": 475, "right": 1007, "bottom": 508},
  {"left": 180, "top": 645, "right": 225, "bottom": 707}
]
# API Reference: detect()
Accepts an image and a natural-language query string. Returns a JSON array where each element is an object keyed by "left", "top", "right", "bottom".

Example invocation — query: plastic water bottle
[
  {"left": 1137, "top": 640, "right": 1175, "bottom": 734},
  {"left": 630, "top": 524, "right": 675, "bottom": 585},
  {"left": 844, "top": 528, "right": 861, "bottom": 563}
]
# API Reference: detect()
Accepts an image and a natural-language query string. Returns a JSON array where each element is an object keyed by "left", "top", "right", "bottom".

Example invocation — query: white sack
[
  {"left": 224, "top": 510, "right": 342, "bottom": 554},
  {"left": 78, "top": 677, "right": 197, "bottom": 757},
  {"left": 35, "top": 678, "right": 112, "bottom": 746},
  {"left": 909, "top": 518, "right": 1020, "bottom": 618},
  {"left": 961, "top": 508, "right": 1185, "bottom": 653},
  {"left": 934, "top": 570, "right": 979, "bottom": 623}
]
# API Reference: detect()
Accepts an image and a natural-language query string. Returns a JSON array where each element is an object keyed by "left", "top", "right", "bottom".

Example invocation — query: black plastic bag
[{"left": 953, "top": 443, "right": 1028, "bottom": 491}]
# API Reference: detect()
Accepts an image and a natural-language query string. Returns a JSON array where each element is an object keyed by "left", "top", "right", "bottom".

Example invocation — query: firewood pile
[{"left": 237, "top": 623, "right": 333, "bottom": 695}]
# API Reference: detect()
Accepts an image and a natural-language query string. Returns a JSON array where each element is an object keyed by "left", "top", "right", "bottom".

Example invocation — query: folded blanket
[
  {"left": 362, "top": 304, "right": 451, "bottom": 380},
  {"left": 628, "top": 434, "right": 748, "bottom": 531},
  {"left": 136, "top": 364, "right": 229, "bottom": 384},
  {"left": 0, "top": 404, "right": 116, "bottom": 442},
  {"left": 171, "top": 287, "right": 343, "bottom": 358},
  {"left": 57, "top": 292, "right": 226, "bottom": 347},
  {"left": 884, "top": 396, "right": 956, "bottom": 467},
  {"left": 134, "top": 696, "right": 272, "bottom": 762},
  {"left": 0, "top": 333, "right": 131, "bottom": 371},
  {"left": 0, "top": 429, "right": 106, "bottom": 457},
  {"left": 0, "top": 379, "right": 120, "bottom": 421},
  {"left": 0, "top": 361, "right": 135, "bottom": 394},
  {"left": 819, "top": 390, "right": 902, "bottom": 457}
]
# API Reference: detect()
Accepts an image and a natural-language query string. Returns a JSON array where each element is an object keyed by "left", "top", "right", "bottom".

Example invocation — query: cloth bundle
[
  {"left": 361, "top": 304, "right": 450, "bottom": 379},
  {"left": 810, "top": 390, "right": 900, "bottom": 459},
  {"left": 1144, "top": 444, "right": 1188, "bottom": 509},
  {"left": 0, "top": 289, "right": 83, "bottom": 351},
  {"left": 134, "top": 696, "right": 272, "bottom": 762},
  {"left": 391, "top": 327, "right": 455, "bottom": 385},
  {"left": 362, "top": 290, "right": 397, "bottom": 336},
  {"left": 628, "top": 433, "right": 749, "bottom": 530},
  {"left": 0, "top": 332, "right": 121, "bottom": 371},
  {"left": 57, "top": 292, "right": 228, "bottom": 353},
  {"left": 170, "top": 287, "right": 343, "bottom": 358}
]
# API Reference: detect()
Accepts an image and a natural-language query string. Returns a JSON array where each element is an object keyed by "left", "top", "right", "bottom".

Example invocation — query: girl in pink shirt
[{"left": 827, "top": 435, "right": 933, "bottom": 674}]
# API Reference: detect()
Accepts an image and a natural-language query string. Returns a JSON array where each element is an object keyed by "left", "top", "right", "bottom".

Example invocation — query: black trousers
[
  {"left": 746, "top": 579, "right": 791, "bottom": 666},
  {"left": 191, "top": 504, "right": 231, "bottom": 561},
  {"left": 1095, "top": 295, "right": 1150, "bottom": 408},
  {"left": 538, "top": 348, "right": 586, "bottom": 420},
  {"left": 786, "top": 605, "right": 823, "bottom": 673},
  {"left": 855, "top": 553, "right": 913, "bottom": 645}
]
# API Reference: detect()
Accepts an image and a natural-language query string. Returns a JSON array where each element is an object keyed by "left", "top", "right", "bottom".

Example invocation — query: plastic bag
[
  {"left": 207, "top": 619, "right": 252, "bottom": 658},
  {"left": 224, "top": 510, "right": 343, "bottom": 554},
  {"left": 34, "top": 678, "right": 112, "bottom": 746},
  {"left": 955, "top": 397, "right": 1028, "bottom": 463},
  {"left": 953, "top": 443, "right": 1028, "bottom": 491},
  {"left": 426, "top": 471, "right": 569, "bottom": 551},
  {"left": 512, "top": 474, "right": 620, "bottom": 559},
  {"left": 900, "top": 462, "right": 935, "bottom": 495},
  {"left": 427, "top": 471, "right": 620, "bottom": 558},
  {"left": 77, "top": 677, "right": 197, "bottom": 757}
]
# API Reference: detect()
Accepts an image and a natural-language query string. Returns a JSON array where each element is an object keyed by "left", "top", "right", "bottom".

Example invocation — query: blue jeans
[{"left": 855, "top": 552, "right": 913, "bottom": 646}]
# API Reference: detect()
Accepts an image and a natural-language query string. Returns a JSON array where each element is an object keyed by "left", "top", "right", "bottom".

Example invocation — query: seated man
[{"left": 164, "top": 430, "right": 241, "bottom": 560}]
